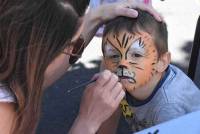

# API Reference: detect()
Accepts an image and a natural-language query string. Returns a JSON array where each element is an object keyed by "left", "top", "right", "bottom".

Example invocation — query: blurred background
[{"left": 37, "top": 0, "right": 200, "bottom": 133}]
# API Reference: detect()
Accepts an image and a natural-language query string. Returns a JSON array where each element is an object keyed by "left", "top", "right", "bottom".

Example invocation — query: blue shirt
[{"left": 125, "top": 64, "right": 200, "bottom": 132}]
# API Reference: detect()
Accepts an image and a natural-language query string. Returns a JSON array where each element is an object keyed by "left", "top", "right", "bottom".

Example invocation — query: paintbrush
[
  {"left": 66, "top": 74, "right": 122, "bottom": 93},
  {"left": 66, "top": 79, "right": 97, "bottom": 93}
]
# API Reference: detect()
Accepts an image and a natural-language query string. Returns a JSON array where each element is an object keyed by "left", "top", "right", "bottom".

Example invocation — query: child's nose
[
  {"left": 118, "top": 59, "right": 129, "bottom": 68},
  {"left": 118, "top": 65, "right": 128, "bottom": 69}
]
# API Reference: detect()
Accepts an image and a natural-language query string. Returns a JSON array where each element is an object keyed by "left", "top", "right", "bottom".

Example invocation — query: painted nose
[
  {"left": 118, "top": 59, "right": 129, "bottom": 69},
  {"left": 118, "top": 65, "right": 128, "bottom": 69}
]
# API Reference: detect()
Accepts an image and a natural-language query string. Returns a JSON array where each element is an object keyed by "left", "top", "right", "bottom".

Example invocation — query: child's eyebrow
[
  {"left": 122, "top": 33, "right": 129, "bottom": 48},
  {"left": 138, "top": 37, "right": 145, "bottom": 48},
  {"left": 106, "top": 39, "right": 121, "bottom": 53},
  {"left": 116, "top": 36, "right": 123, "bottom": 48},
  {"left": 126, "top": 37, "right": 145, "bottom": 51}
]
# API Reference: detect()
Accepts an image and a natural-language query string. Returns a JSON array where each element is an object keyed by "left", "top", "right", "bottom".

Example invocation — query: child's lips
[
  {"left": 119, "top": 76, "right": 136, "bottom": 84},
  {"left": 115, "top": 68, "right": 136, "bottom": 83}
]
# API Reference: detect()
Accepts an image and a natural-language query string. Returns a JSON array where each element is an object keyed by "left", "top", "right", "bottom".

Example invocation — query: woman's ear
[{"left": 155, "top": 52, "right": 171, "bottom": 73}]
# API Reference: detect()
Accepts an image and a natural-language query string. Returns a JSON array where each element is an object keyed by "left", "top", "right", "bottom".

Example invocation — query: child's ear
[{"left": 155, "top": 52, "right": 171, "bottom": 73}]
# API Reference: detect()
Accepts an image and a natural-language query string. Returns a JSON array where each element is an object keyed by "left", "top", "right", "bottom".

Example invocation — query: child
[{"left": 99, "top": 9, "right": 200, "bottom": 133}]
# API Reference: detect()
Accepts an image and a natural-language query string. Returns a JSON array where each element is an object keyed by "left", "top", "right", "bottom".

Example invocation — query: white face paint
[
  {"left": 127, "top": 38, "right": 146, "bottom": 61},
  {"left": 104, "top": 42, "right": 121, "bottom": 63},
  {"left": 131, "top": 39, "right": 145, "bottom": 54}
]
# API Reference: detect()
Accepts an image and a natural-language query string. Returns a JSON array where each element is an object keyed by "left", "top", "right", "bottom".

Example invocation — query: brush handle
[{"left": 67, "top": 79, "right": 97, "bottom": 93}]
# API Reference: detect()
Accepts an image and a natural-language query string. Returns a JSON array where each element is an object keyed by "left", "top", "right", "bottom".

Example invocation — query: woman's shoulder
[
  {"left": 0, "top": 83, "right": 15, "bottom": 103},
  {"left": 0, "top": 102, "right": 16, "bottom": 133},
  {"left": 0, "top": 84, "right": 16, "bottom": 133}
]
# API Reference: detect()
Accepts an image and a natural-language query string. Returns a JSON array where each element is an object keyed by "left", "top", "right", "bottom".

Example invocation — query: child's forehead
[
  {"left": 103, "top": 29, "right": 156, "bottom": 49},
  {"left": 104, "top": 29, "right": 152, "bottom": 40}
]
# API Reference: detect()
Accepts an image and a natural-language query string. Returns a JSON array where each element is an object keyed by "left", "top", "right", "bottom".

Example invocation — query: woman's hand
[
  {"left": 69, "top": 70, "right": 125, "bottom": 134},
  {"left": 93, "top": 0, "right": 162, "bottom": 24},
  {"left": 81, "top": 0, "right": 162, "bottom": 46}
]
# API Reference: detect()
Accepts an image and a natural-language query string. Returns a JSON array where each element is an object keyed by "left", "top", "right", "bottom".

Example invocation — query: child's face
[{"left": 102, "top": 30, "right": 159, "bottom": 92}]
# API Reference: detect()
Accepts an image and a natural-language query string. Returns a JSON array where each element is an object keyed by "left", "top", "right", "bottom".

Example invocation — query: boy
[{"left": 99, "top": 10, "right": 200, "bottom": 133}]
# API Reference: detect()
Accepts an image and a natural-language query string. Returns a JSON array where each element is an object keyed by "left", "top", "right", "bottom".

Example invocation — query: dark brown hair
[
  {"left": 60, "top": 0, "right": 90, "bottom": 16},
  {"left": 0, "top": 0, "right": 78, "bottom": 133},
  {"left": 103, "top": 9, "right": 168, "bottom": 56}
]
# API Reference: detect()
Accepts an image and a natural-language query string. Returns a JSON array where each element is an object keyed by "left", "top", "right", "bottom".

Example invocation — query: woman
[{"left": 0, "top": 0, "right": 161, "bottom": 134}]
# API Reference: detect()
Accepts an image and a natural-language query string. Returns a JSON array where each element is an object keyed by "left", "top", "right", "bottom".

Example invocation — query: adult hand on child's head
[
  {"left": 93, "top": 0, "right": 162, "bottom": 24},
  {"left": 78, "top": 70, "right": 125, "bottom": 133},
  {"left": 81, "top": 0, "right": 162, "bottom": 47}
]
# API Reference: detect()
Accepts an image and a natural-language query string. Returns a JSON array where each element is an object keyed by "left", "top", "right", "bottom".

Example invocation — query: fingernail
[
  {"left": 159, "top": 17, "right": 163, "bottom": 22},
  {"left": 155, "top": 16, "right": 162, "bottom": 22},
  {"left": 129, "top": 10, "right": 138, "bottom": 18}
]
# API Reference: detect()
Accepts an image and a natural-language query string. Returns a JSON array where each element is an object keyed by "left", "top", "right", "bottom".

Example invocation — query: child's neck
[{"left": 129, "top": 72, "right": 165, "bottom": 101}]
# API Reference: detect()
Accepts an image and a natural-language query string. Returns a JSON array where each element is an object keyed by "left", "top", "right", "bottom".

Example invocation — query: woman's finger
[
  {"left": 114, "top": 90, "right": 125, "bottom": 105},
  {"left": 121, "top": 0, "right": 162, "bottom": 22},
  {"left": 133, "top": 2, "right": 162, "bottom": 22},
  {"left": 116, "top": 7, "right": 139, "bottom": 18},
  {"left": 91, "top": 73, "right": 100, "bottom": 81},
  {"left": 95, "top": 70, "right": 112, "bottom": 86},
  {"left": 111, "top": 82, "right": 123, "bottom": 100},
  {"left": 103, "top": 73, "right": 119, "bottom": 91}
]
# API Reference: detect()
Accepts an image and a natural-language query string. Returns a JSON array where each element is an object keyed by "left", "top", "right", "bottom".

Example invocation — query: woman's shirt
[{"left": 0, "top": 83, "right": 15, "bottom": 103}]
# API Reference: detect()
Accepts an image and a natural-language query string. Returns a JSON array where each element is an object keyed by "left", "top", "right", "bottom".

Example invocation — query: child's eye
[
  {"left": 110, "top": 55, "right": 120, "bottom": 59},
  {"left": 132, "top": 53, "right": 143, "bottom": 58}
]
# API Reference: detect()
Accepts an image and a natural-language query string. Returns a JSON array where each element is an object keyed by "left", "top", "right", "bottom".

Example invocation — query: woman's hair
[
  {"left": 103, "top": 9, "right": 168, "bottom": 57},
  {"left": 60, "top": 0, "right": 90, "bottom": 16},
  {"left": 0, "top": 0, "right": 78, "bottom": 133}
]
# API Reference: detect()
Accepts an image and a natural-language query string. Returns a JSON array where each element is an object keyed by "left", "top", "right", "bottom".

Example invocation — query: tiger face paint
[{"left": 102, "top": 30, "right": 158, "bottom": 92}]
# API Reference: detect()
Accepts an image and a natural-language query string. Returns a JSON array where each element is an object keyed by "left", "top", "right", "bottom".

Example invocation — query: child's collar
[{"left": 126, "top": 66, "right": 170, "bottom": 107}]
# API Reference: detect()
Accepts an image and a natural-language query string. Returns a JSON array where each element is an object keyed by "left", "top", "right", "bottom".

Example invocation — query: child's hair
[{"left": 103, "top": 9, "right": 168, "bottom": 57}]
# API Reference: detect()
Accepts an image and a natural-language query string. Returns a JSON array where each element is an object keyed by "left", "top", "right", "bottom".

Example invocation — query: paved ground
[{"left": 37, "top": 0, "right": 200, "bottom": 133}]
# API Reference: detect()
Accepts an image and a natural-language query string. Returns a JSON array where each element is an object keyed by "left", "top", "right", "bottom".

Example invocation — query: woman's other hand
[
  {"left": 93, "top": 0, "right": 162, "bottom": 23},
  {"left": 81, "top": 0, "right": 162, "bottom": 46}
]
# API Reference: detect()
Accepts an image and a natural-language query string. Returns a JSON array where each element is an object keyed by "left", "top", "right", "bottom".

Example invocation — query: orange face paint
[{"left": 102, "top": 30, "right": 158, "bottom": 92}]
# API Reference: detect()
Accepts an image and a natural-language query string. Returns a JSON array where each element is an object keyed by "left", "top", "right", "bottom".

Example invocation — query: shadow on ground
[{"left": 37, "top": 40, "right": 199, "bottom": 134}]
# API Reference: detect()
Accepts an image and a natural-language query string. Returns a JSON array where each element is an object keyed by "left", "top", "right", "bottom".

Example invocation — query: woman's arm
[
  {"left": 97, "top": 108, "right": 121, "bottom": 134},
  {"left": 0, "top": 103, "right": 16, "bottom": 134}
]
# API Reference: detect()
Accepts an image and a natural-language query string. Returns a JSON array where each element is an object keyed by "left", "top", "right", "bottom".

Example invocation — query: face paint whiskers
[{"left": 116, "top": 68, "right": 136, "bottom": 83}]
